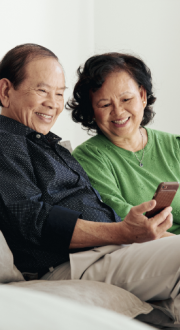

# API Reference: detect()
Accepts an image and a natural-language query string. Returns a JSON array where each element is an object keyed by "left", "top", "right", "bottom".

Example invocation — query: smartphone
[{"left": 145, "top": 182, "right": 179, "bottom": 218}]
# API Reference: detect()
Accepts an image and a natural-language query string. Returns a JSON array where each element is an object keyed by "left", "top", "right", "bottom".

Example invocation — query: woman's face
[
  {"left": 2, "top": 57, "right": 65, "bottom": 135},
  {"left": 91, "top": 71, "right": 146, "bottom": 143}
]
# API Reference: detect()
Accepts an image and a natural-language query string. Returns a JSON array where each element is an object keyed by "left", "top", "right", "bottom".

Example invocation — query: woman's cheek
[{"left": 97, "top": 109, "right": 108, "bottom": 121}]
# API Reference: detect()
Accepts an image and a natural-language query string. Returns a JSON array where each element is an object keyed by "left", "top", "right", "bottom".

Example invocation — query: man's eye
[
  {"left": 57, "top": 93, "right": 63, "bottom": 97},
  {"left": 123, "top": 98, "right": 130, "bottom": 102},
  {"left": 39, "top": 89, "right": 46, "bottom": 93}
]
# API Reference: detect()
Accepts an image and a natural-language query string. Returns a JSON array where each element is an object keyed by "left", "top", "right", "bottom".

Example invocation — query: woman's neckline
[{"left": 97, "top": 127, "right": 153, "bottom": 157}]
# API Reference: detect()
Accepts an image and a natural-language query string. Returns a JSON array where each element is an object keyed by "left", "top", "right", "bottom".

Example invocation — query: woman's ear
[
  {"left": 140, "top": 86, "right": 147, "bottom": 106},
  {"left": 0, "top": 79, "right": 12, "bottom": 108}
]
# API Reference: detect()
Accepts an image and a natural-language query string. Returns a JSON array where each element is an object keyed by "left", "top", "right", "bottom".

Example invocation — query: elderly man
[{"left": 0, "top": 44, "right": 179, "bottom": 308}]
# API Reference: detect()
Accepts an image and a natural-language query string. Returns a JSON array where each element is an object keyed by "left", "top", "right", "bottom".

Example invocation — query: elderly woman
[
  {"left": 2, "top": 44, "right": 180, "bottom": 316},
  {"left": 69, "top": 53, "right": 180, "bottom": 235}
]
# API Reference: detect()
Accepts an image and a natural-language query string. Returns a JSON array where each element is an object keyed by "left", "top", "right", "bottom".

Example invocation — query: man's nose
[{"left": 43, "top": 93, "right": 57, "bottom": 109}]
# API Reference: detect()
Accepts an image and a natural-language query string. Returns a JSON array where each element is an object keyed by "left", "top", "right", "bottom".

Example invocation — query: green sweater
[{"left": 72, "top": 128, "right": 180, "bottom": 234}]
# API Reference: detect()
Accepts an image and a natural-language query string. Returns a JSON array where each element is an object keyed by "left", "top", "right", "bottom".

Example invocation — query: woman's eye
[
  {"left": 123, "top": 98, "right": 130, "bottom": 102},
  {"left": 102, "top": 103, "right": 111, "bottom": 108}
]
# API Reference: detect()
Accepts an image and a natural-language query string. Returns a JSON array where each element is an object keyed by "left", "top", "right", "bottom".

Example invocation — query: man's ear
[{"left": 0, "top": 78, "right": 12, "bottom": 108}]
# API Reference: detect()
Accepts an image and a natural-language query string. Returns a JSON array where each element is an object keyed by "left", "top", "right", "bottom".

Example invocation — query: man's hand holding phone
[
  {"left": 122, "top": 199, "right": 173, "bottom": 244},
  {"left": 121, "top": 182, "right": 179, "bottom": 244},
  {"left": 71, "top": 182, "right": 176, "bottom": 248}
]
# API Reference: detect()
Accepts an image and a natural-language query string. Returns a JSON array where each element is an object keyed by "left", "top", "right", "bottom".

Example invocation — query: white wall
[
  {"left": 0, "top": 0, "right": 180, "bottom": 148},
  {"left": 0, "top": 0, "right": 94, "bottom": 149},
  {"left": 94, "top": 0, "right": 180, "bottom": 135}
]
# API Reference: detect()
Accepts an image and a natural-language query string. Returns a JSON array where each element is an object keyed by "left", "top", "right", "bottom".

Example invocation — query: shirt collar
[{"left": 0, "top": 115, "right": 62, "bottom": 141}]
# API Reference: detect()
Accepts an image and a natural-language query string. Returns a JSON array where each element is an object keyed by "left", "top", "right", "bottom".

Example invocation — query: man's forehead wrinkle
[{"left": 36, "top": 82, "right": 67, "bottom": 90}]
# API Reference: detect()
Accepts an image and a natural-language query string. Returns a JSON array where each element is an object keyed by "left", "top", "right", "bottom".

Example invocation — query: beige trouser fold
[
  {"left": 42, "top": 236, "right": 180, "bottom": 322},
  {"left": 71, "top": 236, "right": 180, "bottom": 300}
]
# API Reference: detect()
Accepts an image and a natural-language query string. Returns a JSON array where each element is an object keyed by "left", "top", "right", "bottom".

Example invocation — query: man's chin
[
  {"left": 34, "top": 125, "right": 51, "bottom": 135},
  {"left": 32, "top": 118, "right": 54, "bottom": 133}
]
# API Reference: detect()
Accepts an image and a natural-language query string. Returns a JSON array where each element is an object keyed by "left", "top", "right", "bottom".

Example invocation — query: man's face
[{"left": 4, "top": 57, "right": 65, "bottom": 135}]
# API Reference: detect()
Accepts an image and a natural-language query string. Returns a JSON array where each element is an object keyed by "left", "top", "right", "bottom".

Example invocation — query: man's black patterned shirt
[{"left": 0, "top": 115, "right": 121, "bottom": 273}]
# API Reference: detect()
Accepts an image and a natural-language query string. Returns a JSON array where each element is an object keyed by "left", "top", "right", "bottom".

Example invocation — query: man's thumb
[{"left": 133, "top": 200, "right": 156, "bottom": 215}]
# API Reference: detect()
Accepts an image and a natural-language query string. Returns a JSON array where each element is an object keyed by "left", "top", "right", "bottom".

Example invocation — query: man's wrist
[{"left": 70, "top": 220, "right": 125, "bottom": 249}]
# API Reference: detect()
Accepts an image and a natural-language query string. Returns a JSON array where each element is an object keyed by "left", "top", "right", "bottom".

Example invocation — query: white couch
[{"left": 0, "top": 231, "right": 178, "bottom": 329}]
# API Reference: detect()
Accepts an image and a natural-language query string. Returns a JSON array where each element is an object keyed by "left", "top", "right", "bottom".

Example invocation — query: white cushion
[
  {"left": 0, "top": 285, "right": 153, "bottom": 330},
  {"left": 0, "top": 231, "right": 24, "bottom": 283},
  {"left": 9, "top": 279, "right": 152, "bottom": 318}
]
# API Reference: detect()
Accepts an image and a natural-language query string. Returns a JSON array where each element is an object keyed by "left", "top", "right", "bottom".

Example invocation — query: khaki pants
[{"left": 42, "top": 236, "right": 180, "bottom": 303}]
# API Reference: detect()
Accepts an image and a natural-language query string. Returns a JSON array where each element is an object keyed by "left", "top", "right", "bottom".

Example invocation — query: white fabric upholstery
[
  {"left": 1, "top": 230, "right": 179, "bottom": 327},
  {"left": 0, "top": 228, "right": 152, "bottom": 319},
  {"left": 0, "top": 285, "right": 154, "bottom": 330},
  {"left": 0, "top": 231, "right": 24, "bottom": 283},
  {"left": 9, "top": 279, "right": 153, "bottom": 318},
  {"left": 0, "top": 285, "right": 155, "bottom": 330}
]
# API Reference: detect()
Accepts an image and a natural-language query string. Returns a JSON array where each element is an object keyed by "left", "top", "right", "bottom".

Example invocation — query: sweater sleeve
[
  {"left": 72, "top": 143, "right": 133, "bottom": 220},
  {"left": 175, "top": 136, "right": 180, "bottom": 153},
  {"left": 0, "top": 133, "right": 80, "bottom": 253}
]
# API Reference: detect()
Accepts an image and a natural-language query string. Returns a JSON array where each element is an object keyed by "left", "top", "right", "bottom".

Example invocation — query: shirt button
[{"left": 36, "top": 134, "right": 41, "bottom": 139}]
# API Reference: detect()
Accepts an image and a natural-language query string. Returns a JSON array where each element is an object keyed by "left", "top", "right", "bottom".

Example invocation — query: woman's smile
[{"left": 111, "top": 117, "right": 130, "bottom": 127}]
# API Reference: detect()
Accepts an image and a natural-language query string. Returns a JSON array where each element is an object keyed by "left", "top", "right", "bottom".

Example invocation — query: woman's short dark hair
[
  {"left": 0, "top": 43, "right": 59, "bottom": 107},
  {"left": 66, "top": 53, "right": 156, "bottom": 134}
]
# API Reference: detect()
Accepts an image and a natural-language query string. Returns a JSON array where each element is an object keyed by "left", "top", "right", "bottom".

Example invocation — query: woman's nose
[{"left": 111, "top": 103, "right": 125, "bottom": 115}]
